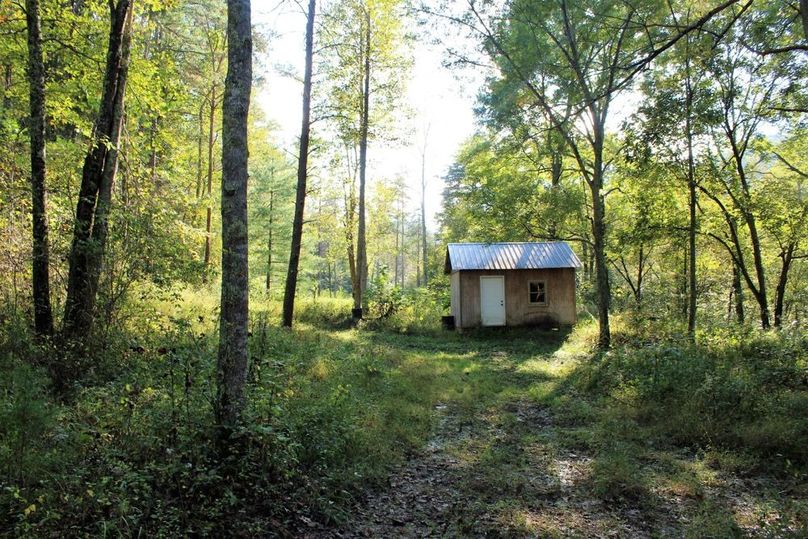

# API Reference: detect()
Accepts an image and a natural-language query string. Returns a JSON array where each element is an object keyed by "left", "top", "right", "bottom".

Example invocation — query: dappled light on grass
[{"left": 1, "top": 299, "right": 805, "bottom": 535}]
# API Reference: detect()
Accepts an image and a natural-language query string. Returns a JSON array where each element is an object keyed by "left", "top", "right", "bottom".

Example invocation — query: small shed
[{"left": 444, "top": 242, "right": 582, "bottom": 329}]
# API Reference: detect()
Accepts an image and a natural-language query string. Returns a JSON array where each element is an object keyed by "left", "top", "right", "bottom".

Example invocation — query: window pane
[{"left": 529, "top": 282, "right": 546, "bottom": 304}]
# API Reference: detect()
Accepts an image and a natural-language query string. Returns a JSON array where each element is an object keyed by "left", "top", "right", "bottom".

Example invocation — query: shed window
[{"left": 529, "top": 281, "right": 547, "bottom": 305}]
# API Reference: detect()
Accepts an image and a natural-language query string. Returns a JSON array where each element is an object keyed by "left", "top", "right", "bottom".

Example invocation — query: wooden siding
[
  {"left": 454, "top": 268, "right": 576, "bottom": 328},
  {"left": 450, "top": 271, "right": 462, "bottom": 327}
]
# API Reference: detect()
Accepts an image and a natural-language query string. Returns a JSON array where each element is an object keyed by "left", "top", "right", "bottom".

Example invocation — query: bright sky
[{"left": 252, "top": 3, "right": 481, "bottom": 231}]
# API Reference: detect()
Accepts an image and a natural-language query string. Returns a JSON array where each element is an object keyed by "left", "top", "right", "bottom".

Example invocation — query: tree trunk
[
  {"left": 282, "top": 0, "right": 316, "bottom": 328},
  {"left": 399, "top": 206, "right": 405, "bottom": 288},
  {"left": 25, "top": 0, "right": 54, "bottom": 337},
  {"left": 266, "top": 189, "right": 274, "bottom": 292},
  {"left": 581, "top": 240, "right": 590, "bottom": 282},
  {"left": 394, "top": 210, "right": 400, "bottom": 285},
  {"left": 685, "top": 80, "right": 697, "bottom": 338},
  {"left": 773, "top": 243, "right": 794, "bottom": 328},
  {"left": 149, "top": 116, "right": 158, "bottom": 184},
  {"left": 344, "top": 175, "right": 360, "bottom": 311},
  {"left": 726, "top": 109, "right": 770, "bottom": 328},
  {"left": 590, "top": 128, "right": 610, "bottom": 349},
  {"left": 354, "top": 10, "right": 371, "bottom": 318},
  {"left": 732, "top": 262, "right": 744, "bottom": 323},
  {"left": 203, "top": 85, "right": 217, "bottom": 277},
  {"left": 635, "top": 244, "right": 644, "bottom": 305},
  {"left": 681, "top": 245, "right": 688, "bottom": 317},
  {"left": 548, "top": 132, "right": 563, "bottom": 238},
  {"left": 63, "top": 0, "right": 133, "bottom": 344},
  {"left": 195, "top": 103, "right": 204, "bottom": 199},
  {"left": 420, "top": 199, "right": 427, "bottom": 286},
  {"left": 420, "top": 127, "right": 429, "bottom": 287},
  {"left": 746, "top": 216, "right": 770, "bottom": 328},
  {"left": 216, "top": 0, "right": 251, "bottom": 429}
]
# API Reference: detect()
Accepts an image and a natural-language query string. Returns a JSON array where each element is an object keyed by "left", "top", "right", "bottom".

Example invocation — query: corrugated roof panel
[{"left": 446, "top": 242, "right": 582, "bottom": 272}]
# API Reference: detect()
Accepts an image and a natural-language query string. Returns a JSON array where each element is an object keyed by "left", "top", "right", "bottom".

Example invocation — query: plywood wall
[
  {"left": 454, "top": 269, "right": 576, "bottom": 328},
  {"left": 450, "top": 271, "right": 462, "bottom": 327}
]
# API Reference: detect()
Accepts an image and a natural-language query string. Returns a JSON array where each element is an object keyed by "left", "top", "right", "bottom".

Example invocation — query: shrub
[{"left": 569, "top": 316, "right": 808, "bottom": 465}]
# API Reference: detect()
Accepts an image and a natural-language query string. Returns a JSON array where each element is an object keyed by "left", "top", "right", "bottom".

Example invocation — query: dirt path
[
  {"left": 312, "top": 400, "right": 660, "bottom": 538},
  {"left": 330, "top": 403, "right": 472, "bottom": 537},
  {"left": 303, "top": 394, "right": 802, "bottom": 538},
  {"left": 294, "top": 335, "right": 805, "bottom": 538}
]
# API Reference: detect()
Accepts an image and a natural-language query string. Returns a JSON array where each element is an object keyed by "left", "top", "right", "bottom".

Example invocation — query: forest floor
[
  {"left": 3, "top": 296, "right": 805, "bottom": 537},
  {"left": 298, "top": 326, "right": 806, "bottom": 538}
]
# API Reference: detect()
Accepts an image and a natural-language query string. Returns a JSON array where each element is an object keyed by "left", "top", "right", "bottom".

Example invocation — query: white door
[{"left": 480, "top": 276, "right": 506, "bottom": 326}]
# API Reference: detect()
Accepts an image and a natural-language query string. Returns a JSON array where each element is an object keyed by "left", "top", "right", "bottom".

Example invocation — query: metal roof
[{"left": 444, "top": 242, "right": 582, "bottom": 273}]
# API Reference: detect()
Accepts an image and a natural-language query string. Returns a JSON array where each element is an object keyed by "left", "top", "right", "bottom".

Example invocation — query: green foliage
[
  {"left": 591, "top": 443, "right": 647, "bottom": 499},
  {"left": 0, "top": 293, "right": 448, "bottom": 534},
  {"left": 568, "top": 315, "right": 808, "bottom": 464},
  {"left": 1, "top": 291, "right": 806, "bottom": 535}
]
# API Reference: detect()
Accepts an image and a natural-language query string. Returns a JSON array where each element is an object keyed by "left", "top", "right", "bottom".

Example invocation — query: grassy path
[{"left": 297, "top": 326, "right": 805, "bottom": 537}]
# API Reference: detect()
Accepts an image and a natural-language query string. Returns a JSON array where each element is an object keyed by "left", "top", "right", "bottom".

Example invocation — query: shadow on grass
[{"left": 336, "top": 324, "right": 807, "bottom": 537}]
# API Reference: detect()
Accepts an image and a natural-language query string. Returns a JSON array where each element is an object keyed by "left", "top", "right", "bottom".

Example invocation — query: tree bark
[
  {"left": 283, "top": 0, "right": 316, "bottom": 328},
  {"left": 721, "top": 68, "right": 770, "bottom": 328},
  {"left": 685, "top": 72, "right": 697, "bottom": 338},
  {"left": 203, "top": 85, "right": 217, "bottom": 277},
  {"left": 63, "top": 0, "right": 133, "bottom": 344},
  {"left": 732, "top": 262, "right": 745, "bottom": 323},
  {"left": 195, "top": 103, "right": 204, "bottom": 199},
  {"left": 25, "top": 0, "right": 54, "bottom": 337},
  {"left": 590, "top": 123, "right": 610, "bottom": 349},
  {"left": 354, "top": 9, "right": 371, "bottom": 318},
  {"left": 216, "top": 0, "right": 251, "bottom": 429},
  {"left": 773, "top": 243, "right": 794, "bottom": 328},
  {"left": 681, "top": 245, "right": 689, "bottom": 317},
  {"left": 343, "top": 164, "right": 360, "bottom": 311}
]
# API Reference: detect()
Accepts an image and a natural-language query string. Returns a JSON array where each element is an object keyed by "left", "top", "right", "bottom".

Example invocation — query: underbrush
[
  {"left": 0, "top": 290, "right": 444, "bottom": 536},
  {"left": 2, "top": 294, "right": 806, "bottom": 535},
  {"left": 558, "top": 314, "right": 808, "bottom": 491}
]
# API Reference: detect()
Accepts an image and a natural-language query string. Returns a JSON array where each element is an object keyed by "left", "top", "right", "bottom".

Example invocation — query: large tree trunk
[
  {"left": 216, "top": 0, "right": 251, "bottom": 429},
  {"left": 354, "top": 10, "right": 371, "bottom": 319},
  {"left": 590, "top": 128, "right": 610, "bottom": 349},
  {"left": 282, "top": 0, "right": 316, "bottom": 328},
  {"left": 25, "top": 0, "right": 54, "bottom": 337},
  {"left": 63, "top": 0, "right": 133, "bottom": 344},
  {"left": 685, "top": 76, "right": 697, "bottom": 338}
]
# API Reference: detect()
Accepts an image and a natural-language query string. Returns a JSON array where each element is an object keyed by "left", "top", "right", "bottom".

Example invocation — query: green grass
[{"left": 0, "top": 295, "right": 806, "bottom": 536}]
